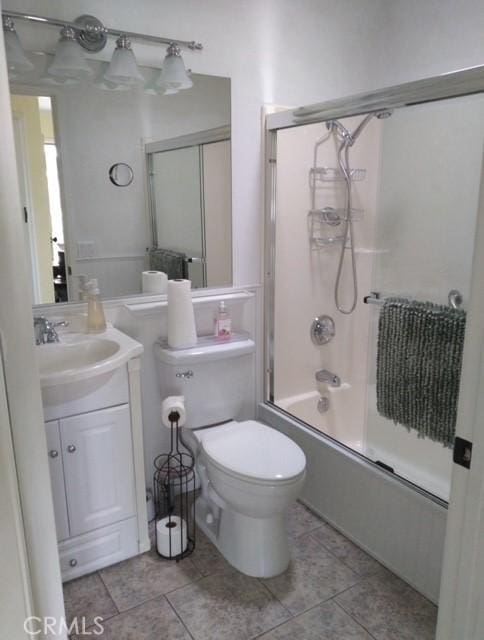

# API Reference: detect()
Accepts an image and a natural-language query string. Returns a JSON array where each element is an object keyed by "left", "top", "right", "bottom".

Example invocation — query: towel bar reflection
[{"left": 363, "top": 290, "right": 463, "bottom": 309}]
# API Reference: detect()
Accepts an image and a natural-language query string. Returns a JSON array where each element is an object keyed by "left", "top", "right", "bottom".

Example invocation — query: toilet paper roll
[
  {"left": 161, "top": 396, "right": 186, "bottom": 428},
  {"left": 156, "top": 516, "right": 187, "bottom": 558},
  {"left": 167, "top": 279, "right": 197, "bottom": 348},
  {"left": 142, "top": 270, "right": 168, "bottom": 294}
]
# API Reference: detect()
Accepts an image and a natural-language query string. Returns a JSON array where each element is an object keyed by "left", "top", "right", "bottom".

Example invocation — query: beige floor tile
[
  {"left": 285, "top": 500, "right": 324, "bottom": 540},
  {"left": 191, "top": 528, "right": 233, "bottom": 576},
  {"left": 257, "top": 600, "right": 372, "bottom": 639},
  {"left": 262, "top": 533, "right": 360, "bottom": 615},
  {"left": 311, "top": 522, "right": 384, "bottom": 577},
  {"left": 63, "top": 572, "right": 117, "bottom": 629},
  {"left": 100, "top": 549, "right": 201, "bottom": 612},
  {"left": 167, "top": 570, "right": 290, "bottom": 640},
  {"left": 335, "top": 570, "right": 437, "bottom": 640},
  {"left": 71, "top": 596, "right": 190, "bottom": 640}
]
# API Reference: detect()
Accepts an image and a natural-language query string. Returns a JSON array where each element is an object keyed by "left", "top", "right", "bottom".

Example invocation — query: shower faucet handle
[{"left": 315, "top": 369, "right": 341, "bottom": 387}]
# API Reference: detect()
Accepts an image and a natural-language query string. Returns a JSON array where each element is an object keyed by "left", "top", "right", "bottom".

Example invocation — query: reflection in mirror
[
  {"left": 109, "top": 163, "right": 134, "bottom": 187},
  {"left": 147, "top": 127, "right": 232, "bottom": 289},
  {"left": 9, "top": 54, "right": 231, "bottom": 303}
]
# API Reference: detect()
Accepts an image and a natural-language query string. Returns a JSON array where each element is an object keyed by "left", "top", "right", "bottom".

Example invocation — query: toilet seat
[{"left": 197, "top": 420, "right": 306, "bottom": 484}]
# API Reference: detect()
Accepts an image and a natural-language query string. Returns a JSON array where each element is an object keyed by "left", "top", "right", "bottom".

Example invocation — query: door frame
[
  {"left": 9, "top": 83, "right": 72, "bottom": 302},
  {"left": 435, "top": 154, "right": 484, "bottom": 640},
  {"left": 11, "top": 111, "right": 42, "bottom": 303}
]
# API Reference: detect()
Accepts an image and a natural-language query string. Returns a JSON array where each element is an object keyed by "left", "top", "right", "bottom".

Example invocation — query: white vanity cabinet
[
  {"left": 42, "top": 357, "right": 149, "bottom": 581},
  {"left": 45, "top": 421, "right": 70, "bottom": 542}
]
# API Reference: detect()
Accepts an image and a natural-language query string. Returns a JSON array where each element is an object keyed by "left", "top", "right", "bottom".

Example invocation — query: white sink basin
[{"left": 37, "top": 326, "right": 143, "bottom": 387}]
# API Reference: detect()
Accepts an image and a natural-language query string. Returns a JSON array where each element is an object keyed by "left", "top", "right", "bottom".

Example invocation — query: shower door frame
[{"left": 263, "top": 64, "right": 484, "bottom": 502}]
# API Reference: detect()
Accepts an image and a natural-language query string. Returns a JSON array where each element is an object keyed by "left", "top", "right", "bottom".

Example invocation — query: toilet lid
[{"left": 200, "top": 420, "right": 306, "bottom": 481}]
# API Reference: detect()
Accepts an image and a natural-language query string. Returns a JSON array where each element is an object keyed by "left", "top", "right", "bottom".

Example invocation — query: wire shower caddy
[
  {"left": 153, "top": 411, "right": 196, "bottom": 560},
  {"left": 309, "top": 131, "right": 367, "bottom": 247}
]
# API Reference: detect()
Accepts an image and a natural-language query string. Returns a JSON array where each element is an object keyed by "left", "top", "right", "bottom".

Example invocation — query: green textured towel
[{"left": 376, "top": 298, "right": 466, "bottom": 448}]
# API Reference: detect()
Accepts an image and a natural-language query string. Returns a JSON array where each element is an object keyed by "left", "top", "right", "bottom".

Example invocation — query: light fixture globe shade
[
  {"left": 4, "top": 29, "right": 34, "bottom": 73},
  {"left": 48, "top": 39, "right": 93, "bottom": 79},
  {"left": 104, "top": 47, "right": 144, "bottom": 86},
  {"left": 156, "top": 50, "right": 191, "bottom": 90}
]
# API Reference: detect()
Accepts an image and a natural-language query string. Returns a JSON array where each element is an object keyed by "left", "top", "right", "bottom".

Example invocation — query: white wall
[
  {"left": 377, "top": 0, "right": 484, "bottom": 86},
  {"left": 5, "top": 0, "right": 388, "bottom": 289}
]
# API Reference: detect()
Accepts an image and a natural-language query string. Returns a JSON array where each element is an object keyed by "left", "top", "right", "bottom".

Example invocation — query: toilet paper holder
[{"left": 153, "top": 408, "right": 196, "bottom": 561}]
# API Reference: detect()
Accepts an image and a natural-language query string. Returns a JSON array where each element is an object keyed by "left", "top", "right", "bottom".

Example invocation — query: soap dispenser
[
  {"left": 214, "top": 300, "right": 232, "bottom": 340},
  {"left": 86, "top": 278, "right": 107, "bottom": 333}
]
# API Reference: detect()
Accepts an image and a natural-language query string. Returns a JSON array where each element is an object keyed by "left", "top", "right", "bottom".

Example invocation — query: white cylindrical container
[
  {"left": 167, "top": 279, "right": 197, "bottom": 348},
  {"left": 142, "top": 270, "right": 168, "bottom": 294},
  {"left": 156, "top": 516, "right": 187, "bottom": 557},
  {"left": 161, "top": 396, "right": 186, "bottom": 428}
]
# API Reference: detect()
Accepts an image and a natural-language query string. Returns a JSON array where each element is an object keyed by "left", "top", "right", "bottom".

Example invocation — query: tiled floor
[{"left": 67, "top": 502, "right": 437, "bottom": 640}]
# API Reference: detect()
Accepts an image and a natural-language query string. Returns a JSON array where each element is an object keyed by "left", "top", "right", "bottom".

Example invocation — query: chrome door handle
[
  {"left": 67, "top": 445, "right": 76, "bottom": 453},
  {"left": 49, "top": 450, "right": 59, "bottom": 458}
]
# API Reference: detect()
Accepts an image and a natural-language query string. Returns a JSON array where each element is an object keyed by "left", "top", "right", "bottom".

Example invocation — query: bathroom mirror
[
  {"left": 109, "top": 163, "right": 134, "bottom": 187},
  {"left": 8, "top": 54, "right": 231, "bottom": 304}
]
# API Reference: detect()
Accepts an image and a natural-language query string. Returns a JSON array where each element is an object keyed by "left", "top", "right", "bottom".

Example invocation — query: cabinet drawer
[{"left": 59, "top": 517, "right": 138, "bottom": 582}]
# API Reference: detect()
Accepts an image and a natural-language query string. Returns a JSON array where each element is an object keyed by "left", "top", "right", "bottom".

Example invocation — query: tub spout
[{"left": 315, "top": 369, "right": 341, "bottom": 387}]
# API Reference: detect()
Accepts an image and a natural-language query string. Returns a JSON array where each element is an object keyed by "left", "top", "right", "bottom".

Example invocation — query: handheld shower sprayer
[{"left": 329, "top": 109, "right": 393, "bottom": 314}]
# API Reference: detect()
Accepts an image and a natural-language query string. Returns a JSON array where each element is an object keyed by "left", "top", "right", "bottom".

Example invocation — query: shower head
[
  {"left": 348, "top": 113, "right": 374, "bottom": 145},
  {"left": 326, "top": 119, "right": 352, "bottom": 142}
]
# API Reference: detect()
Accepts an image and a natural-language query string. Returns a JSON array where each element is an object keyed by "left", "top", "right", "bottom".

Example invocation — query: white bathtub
[
  {"left": 259, "top": 401, "right": 447, "bottom": 604},
  {"left": 276, "top": 385, "right": 451, "bottom": 501},
  {"left": 276, "top": 386, "right": 365, "bottom": 453}
]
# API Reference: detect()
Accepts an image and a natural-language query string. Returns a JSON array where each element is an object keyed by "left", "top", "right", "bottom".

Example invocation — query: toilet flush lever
[{"left": 176, "top": 370, "right": 194, "bottom": 380}]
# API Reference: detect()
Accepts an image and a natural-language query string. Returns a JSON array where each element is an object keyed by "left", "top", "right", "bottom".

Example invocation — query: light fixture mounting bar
[{"left": 2, "top": 10, "right": 203, "bottom": 51}]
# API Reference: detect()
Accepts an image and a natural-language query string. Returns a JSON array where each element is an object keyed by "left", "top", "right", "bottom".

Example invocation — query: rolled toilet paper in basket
[
  {"left": 161, "top": 396, "right": 186, "bottom": 428},
  {"left": 167, "top": 279, "right": 197, "bottom": 348},
  {"left": 142, "top": 270, "right": 168, "bottom": 294},
  {"left": 157, "top": 516, "right": 187, "bottom": 557}
]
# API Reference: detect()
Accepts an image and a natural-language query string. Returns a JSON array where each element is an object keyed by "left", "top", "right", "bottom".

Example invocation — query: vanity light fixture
[
  {"left": 2, "top": 10, "right": 203, "bottom": 89},
  {"left": 48, "top": 26, "right": 94, "bottom": 80},
  {"left": 156, "top": 42, "right": 193, "bottom": 92},
  {"left": 2, "top": 15, "right": 34, "bottom": 74},
  {"left": 104, "top": 34, "right": 144, "bottom": 87}
]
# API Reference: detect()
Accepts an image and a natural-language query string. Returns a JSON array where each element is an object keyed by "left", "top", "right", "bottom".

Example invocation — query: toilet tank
[{"left": 154, "top": 335, "right": 256, "bottom": 429}]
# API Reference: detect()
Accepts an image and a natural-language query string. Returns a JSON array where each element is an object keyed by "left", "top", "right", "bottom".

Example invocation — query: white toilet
[{"left": 154, "top": 336, "right": 306, "bottom": 577}]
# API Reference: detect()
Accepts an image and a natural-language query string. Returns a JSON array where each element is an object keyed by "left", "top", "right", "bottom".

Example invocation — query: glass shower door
[{"left": 150, "top": 145, "right": 205, "bottom": 287}]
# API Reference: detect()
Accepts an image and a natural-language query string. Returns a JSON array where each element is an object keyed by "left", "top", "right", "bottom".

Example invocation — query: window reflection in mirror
[{"left": 9, "top": 56, "right": 231, "bottom": 304}]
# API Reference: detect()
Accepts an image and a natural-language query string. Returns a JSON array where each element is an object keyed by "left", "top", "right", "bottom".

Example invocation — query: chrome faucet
[
  {"left": 34, "top": 317, "right": 68, "bottom": 345},
  {"left": 315, "top": 368, "right": 341, "bottom": 387}
]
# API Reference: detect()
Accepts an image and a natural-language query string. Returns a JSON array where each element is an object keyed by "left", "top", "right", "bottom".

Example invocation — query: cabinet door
[
  {"left": 60, "top": 405, "right": 136, "bottom": 537},
  {"left": 45, "top": 420, "right": 70, "bottom": 542}
]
